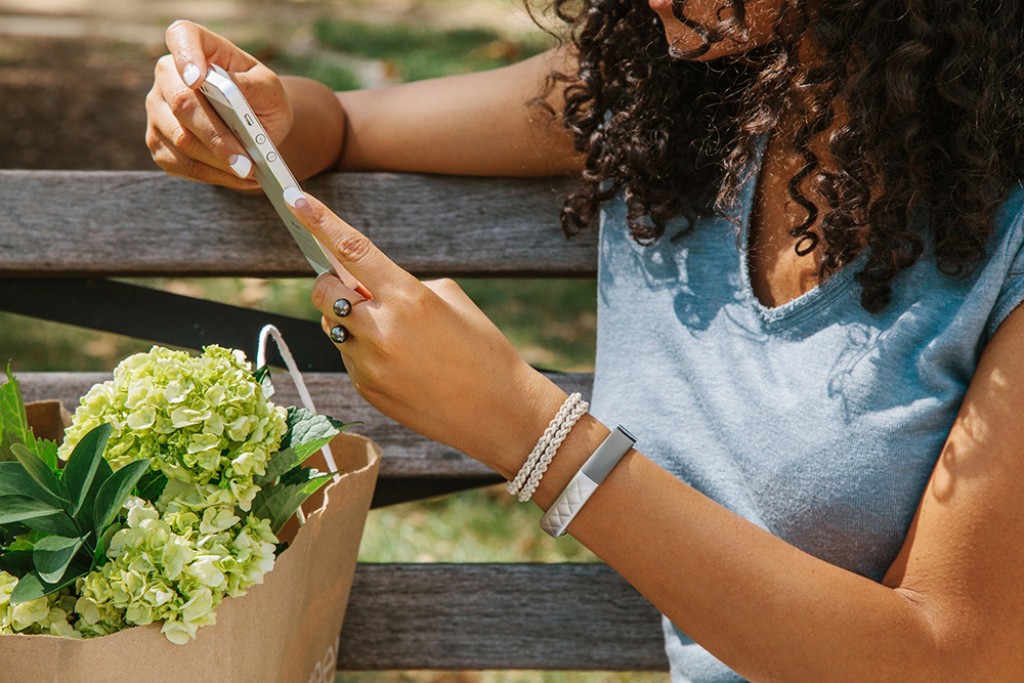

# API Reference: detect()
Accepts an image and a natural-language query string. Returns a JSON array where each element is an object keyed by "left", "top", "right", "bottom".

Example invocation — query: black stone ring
[
  {"left": 333, "top": 298, "right": 352, "bottom": 318},
  {"left": 329, "top": 324, "right": 350, "bottom": 344}
]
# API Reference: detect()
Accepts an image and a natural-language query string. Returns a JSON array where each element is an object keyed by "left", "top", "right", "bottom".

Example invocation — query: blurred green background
[{"left": 0, "top": 1, "right": 662, "bottom": 680}]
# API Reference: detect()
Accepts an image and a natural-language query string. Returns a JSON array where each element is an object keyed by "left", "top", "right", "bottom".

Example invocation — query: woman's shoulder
[
  {"left": 986, "top": 181, "right": 1024, "bottom": 273},
  {"left": 995, "top": 181, "right": 1024, "bottom": 235},
  {"left": 977, "top": 181, "right": 1024, "bottom": 341}
]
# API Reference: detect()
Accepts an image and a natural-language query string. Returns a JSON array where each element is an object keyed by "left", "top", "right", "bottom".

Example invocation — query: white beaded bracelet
[
  {"left": 517, "top": 398, "right": 589, "bottom": 502},
  {"left": 507, "top": 392, "right": 583, "bottom": 499}
]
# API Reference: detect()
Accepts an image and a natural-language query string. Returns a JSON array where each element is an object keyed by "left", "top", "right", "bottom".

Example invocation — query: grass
[
  {"left": 358, "top": 486, "right": 597, "bottom": 564},
  {"left": 271, "top": 52, "right": 363, "bottom": 92},
  {"left": 313, "top": 19, "right": 554, "bottom": 83},
  {"left": 0, "top": 277, "right": 595, "bottom": 374}
]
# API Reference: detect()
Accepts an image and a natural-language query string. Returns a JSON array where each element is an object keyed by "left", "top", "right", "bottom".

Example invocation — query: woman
[{"left": 145, "top": 2, "right": 1024, "bottom": 680}]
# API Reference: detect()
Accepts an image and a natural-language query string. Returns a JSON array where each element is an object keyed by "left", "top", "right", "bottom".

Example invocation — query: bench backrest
[{"left": 0, "top": 170, "right": 667, "bottom": 671}]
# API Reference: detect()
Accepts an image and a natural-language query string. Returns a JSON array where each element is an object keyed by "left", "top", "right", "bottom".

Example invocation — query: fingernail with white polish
[
  {"left": 229, "top": 154, "right": 252, "bottom": 178},
  {"left": 283, "top": 186, "right": 307, "bottom": 209},
  {"left": 182, "top": 63, "right": 200, "bottom": 87}
]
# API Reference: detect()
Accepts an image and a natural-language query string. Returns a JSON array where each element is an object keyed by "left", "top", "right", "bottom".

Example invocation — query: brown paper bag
[{"left": 0, "top": 402, "right": 380, "bottom": 683}]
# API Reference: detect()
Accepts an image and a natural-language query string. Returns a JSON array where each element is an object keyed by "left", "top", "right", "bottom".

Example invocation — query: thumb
[{"left": 229, "top": 64, "right": 290, "bottom": 122}]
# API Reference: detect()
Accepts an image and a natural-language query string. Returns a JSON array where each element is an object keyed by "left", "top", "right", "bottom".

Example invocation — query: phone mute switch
[{"left": 244, "top": 113, "right": 254, "bottom": 126}]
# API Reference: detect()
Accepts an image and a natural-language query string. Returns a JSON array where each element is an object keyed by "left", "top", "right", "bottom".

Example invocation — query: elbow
[{"left": 893, "top": 588, "right": 1013, "bottom": 683}]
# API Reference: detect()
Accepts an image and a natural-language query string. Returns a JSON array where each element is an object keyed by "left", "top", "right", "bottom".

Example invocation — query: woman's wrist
[
  {"left": 526, "top": 413, "right": 612, "bottom": 511},
  {"left": 277, "top": 75, "right": 346, "bottom": 180},
  {"left": 475, "top": 365, "right": 612, "bottom": 509},
  {"left": 474, "top": 367, "right": 569, "bottom": 481}
]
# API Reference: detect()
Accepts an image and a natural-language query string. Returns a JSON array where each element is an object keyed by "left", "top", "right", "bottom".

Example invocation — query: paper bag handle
[{"left": 256, "top": 324, "right": 341, "bottom": 525}]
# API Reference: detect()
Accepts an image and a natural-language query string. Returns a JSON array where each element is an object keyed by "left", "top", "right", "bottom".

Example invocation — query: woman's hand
[
  {"left": 145, "top": 20, "right": 293, "bottom": 189},
  {"left": 287, "top": 189, "right": 568, "bottom": 477}
]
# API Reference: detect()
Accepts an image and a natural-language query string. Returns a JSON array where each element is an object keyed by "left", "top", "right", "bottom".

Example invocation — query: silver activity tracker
[{"left": 540, "top": 425, "right": 636, "bottom": 537}]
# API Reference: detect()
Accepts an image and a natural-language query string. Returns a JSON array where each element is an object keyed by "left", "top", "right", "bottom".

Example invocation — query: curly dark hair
[{"left": 541, "top": 0, "right": 1024, "bottom": 311}]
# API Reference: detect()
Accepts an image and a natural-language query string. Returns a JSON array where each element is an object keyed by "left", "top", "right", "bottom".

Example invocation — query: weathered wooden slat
[
  {"left": 338, "top": 564, "right": 668, "bottom": 671},
  {"left": 0, "top": 171, "right": 595, "bottom": 277},
  {"left": 0, "top": 278, "right": 342, "bottom": 372},
  {"left": 16, "top": 371, "right": 593, "bottom": 479}
]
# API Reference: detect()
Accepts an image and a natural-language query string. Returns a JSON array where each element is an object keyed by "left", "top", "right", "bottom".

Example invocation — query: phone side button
[
  {"left": 267, "top": 151, "right": 278, "bottom": 162},
  {"left": 256, "top": 134, "right": 267, "bottom": 145}
]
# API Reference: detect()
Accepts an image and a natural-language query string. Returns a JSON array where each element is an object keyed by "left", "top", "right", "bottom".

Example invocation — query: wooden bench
[{"left": 0, "top": 169, "right": 668, "bottom": 672}]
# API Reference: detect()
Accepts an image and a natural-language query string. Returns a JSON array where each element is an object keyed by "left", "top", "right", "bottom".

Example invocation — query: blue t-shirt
[{"left": 588, "top": 159, "right": 1024, "bottom": 681}]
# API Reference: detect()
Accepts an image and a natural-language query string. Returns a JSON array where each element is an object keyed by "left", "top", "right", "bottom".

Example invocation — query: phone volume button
[
  {"left": 255, "top": 133, "right": 267, "bottom": 145},
  {"left": 266, "top": 152, "right": 278, "bottom": 162}
]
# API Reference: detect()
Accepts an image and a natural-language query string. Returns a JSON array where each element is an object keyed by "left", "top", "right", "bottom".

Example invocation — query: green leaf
[
  {"left": 81, "top": 457, "right": 113, "bottom": 533},
  {"left": 0, "top": 495, "right": 64, "bottom": 526},
  {"left": 0, "top": 363, "right": 33, "bottom": 463},
  {"left": 250, "top": 467, "right": 334, "bottom": 534},
  {"left": 6, "top": 537, "right": 35, "bottom": 553},
  {"left": 9, "top": 571, "right": 45, "bottom": 603},
  {"left": 135, "top": 469, "right": 168, "bottom": 503},
  {"left": 34, "top": 439, "right": 59, "bottom": 472},
  {"left": 0, "top": 535, "right": 34, "bottom": 573},
  {"left": 10, "top": 563, "right": 86, "bottom": 604},
  {"left": 20, "top": 511, "right": 80, "bottom": 538},
  {"left": 256, "top": 447, "right": 300, "bottom": 486},
  {"left": 93, "top": 524, "right": 118, "bottom": 564},
  {"left": 62, "top": 423, "right": 113, "bottom": 516},
  {"left": 253, "top": 365, "right": 270, "bottom": 384},
  {"left": 255, "top": 407, "right": 353, "bottom": 485},
  {"left": 0, "top": 548, "right": 33, "bottom": 573},
  {"left": 92, "top": 459, "right": 151, "bottom": 534},
  {"left": 0, "top": 462, "right": 67, "bottom": 509},
  {"left": 282, "top": 407, "right": 351, "bottom": 457},
  {"left": 33, "top": 534, "right": 86, "bottom": 584},
  {"left": 11, "top": 443, "right": 70, "bottom": 507},
  {"left": 254, "top": 365, "right": 274, "bottom": 398}
]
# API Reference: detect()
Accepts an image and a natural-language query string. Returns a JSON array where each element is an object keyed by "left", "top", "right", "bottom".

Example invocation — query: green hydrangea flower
[
  {"left": 1, "top": 570, "right": 79, "bottom": 637},
  {"left": 59, "top": 346, "right": 288, "bottom": 511},
  {"left": 74, "top": 498, "right": 278, "bottom": 643}
]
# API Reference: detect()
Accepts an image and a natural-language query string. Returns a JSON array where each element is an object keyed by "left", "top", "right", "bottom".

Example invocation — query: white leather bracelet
[{"left": 539, "top": 425, "right": 636, "bottom": 538}]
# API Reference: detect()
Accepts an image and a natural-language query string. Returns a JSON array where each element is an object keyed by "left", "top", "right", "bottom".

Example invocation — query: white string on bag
[{"left": 257, "top": 324, "right": 341, "bottom": 526}]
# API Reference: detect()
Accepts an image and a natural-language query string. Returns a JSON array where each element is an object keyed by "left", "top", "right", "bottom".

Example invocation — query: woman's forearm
[
  {"left": 278, "top": 49, "right": 581, "bottom": 179},
  {"left": 507, "top": 414, "right": 951, "bottom": 683},
  {"left": 334, "top": 49, "right": 583, "bottom": 177},
  {"left": 277, "top": 75, "right": 346, "bottom": 181}
]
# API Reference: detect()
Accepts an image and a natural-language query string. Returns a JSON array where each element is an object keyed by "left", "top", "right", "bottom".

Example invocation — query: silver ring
[
  {"left": 333, "top": 298, "right": 352, "bottom": 318},
  {"left": 329, "top": 324, "right": 349, "bottom": 344}
]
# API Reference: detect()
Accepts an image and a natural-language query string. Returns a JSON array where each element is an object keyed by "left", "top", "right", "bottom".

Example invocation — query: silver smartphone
[{"left": 199, "top": 64, "right": 340, "bottom": 277}]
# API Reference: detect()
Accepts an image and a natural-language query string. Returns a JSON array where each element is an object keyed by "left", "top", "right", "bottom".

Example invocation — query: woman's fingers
[
  {"left": 285, "top": 190, "right": 418, "bottom": 301},
  {"left": 147, "top": 68, "right": 254, "bottom": 181},
  {"left": 163, "top": 21, "right": 286, "bottom": 132},
  {"left": 147, "top": 127, "right": 256, "bottom": 188},
  {"left": 148, "top": 21, "right": 293, "bottom": 185},
  {"left": 313, "top": 274, "right": 370, "bottom": 323},
  {"left": 164, "top": 20, "right": 256, "bottom": 90},
  {"left": 148, "top": 53, "right": 255, "bottom": 182}
]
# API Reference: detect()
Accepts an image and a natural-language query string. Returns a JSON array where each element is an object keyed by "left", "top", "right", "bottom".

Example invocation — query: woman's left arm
[{"left": 293, "top": 192, "right": 1024, "bottom": 683}]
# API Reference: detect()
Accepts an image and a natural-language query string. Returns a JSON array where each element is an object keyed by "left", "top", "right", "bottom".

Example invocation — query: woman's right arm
[{"left": 146, "top": 20, "right": 583, "bottom": 187}]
